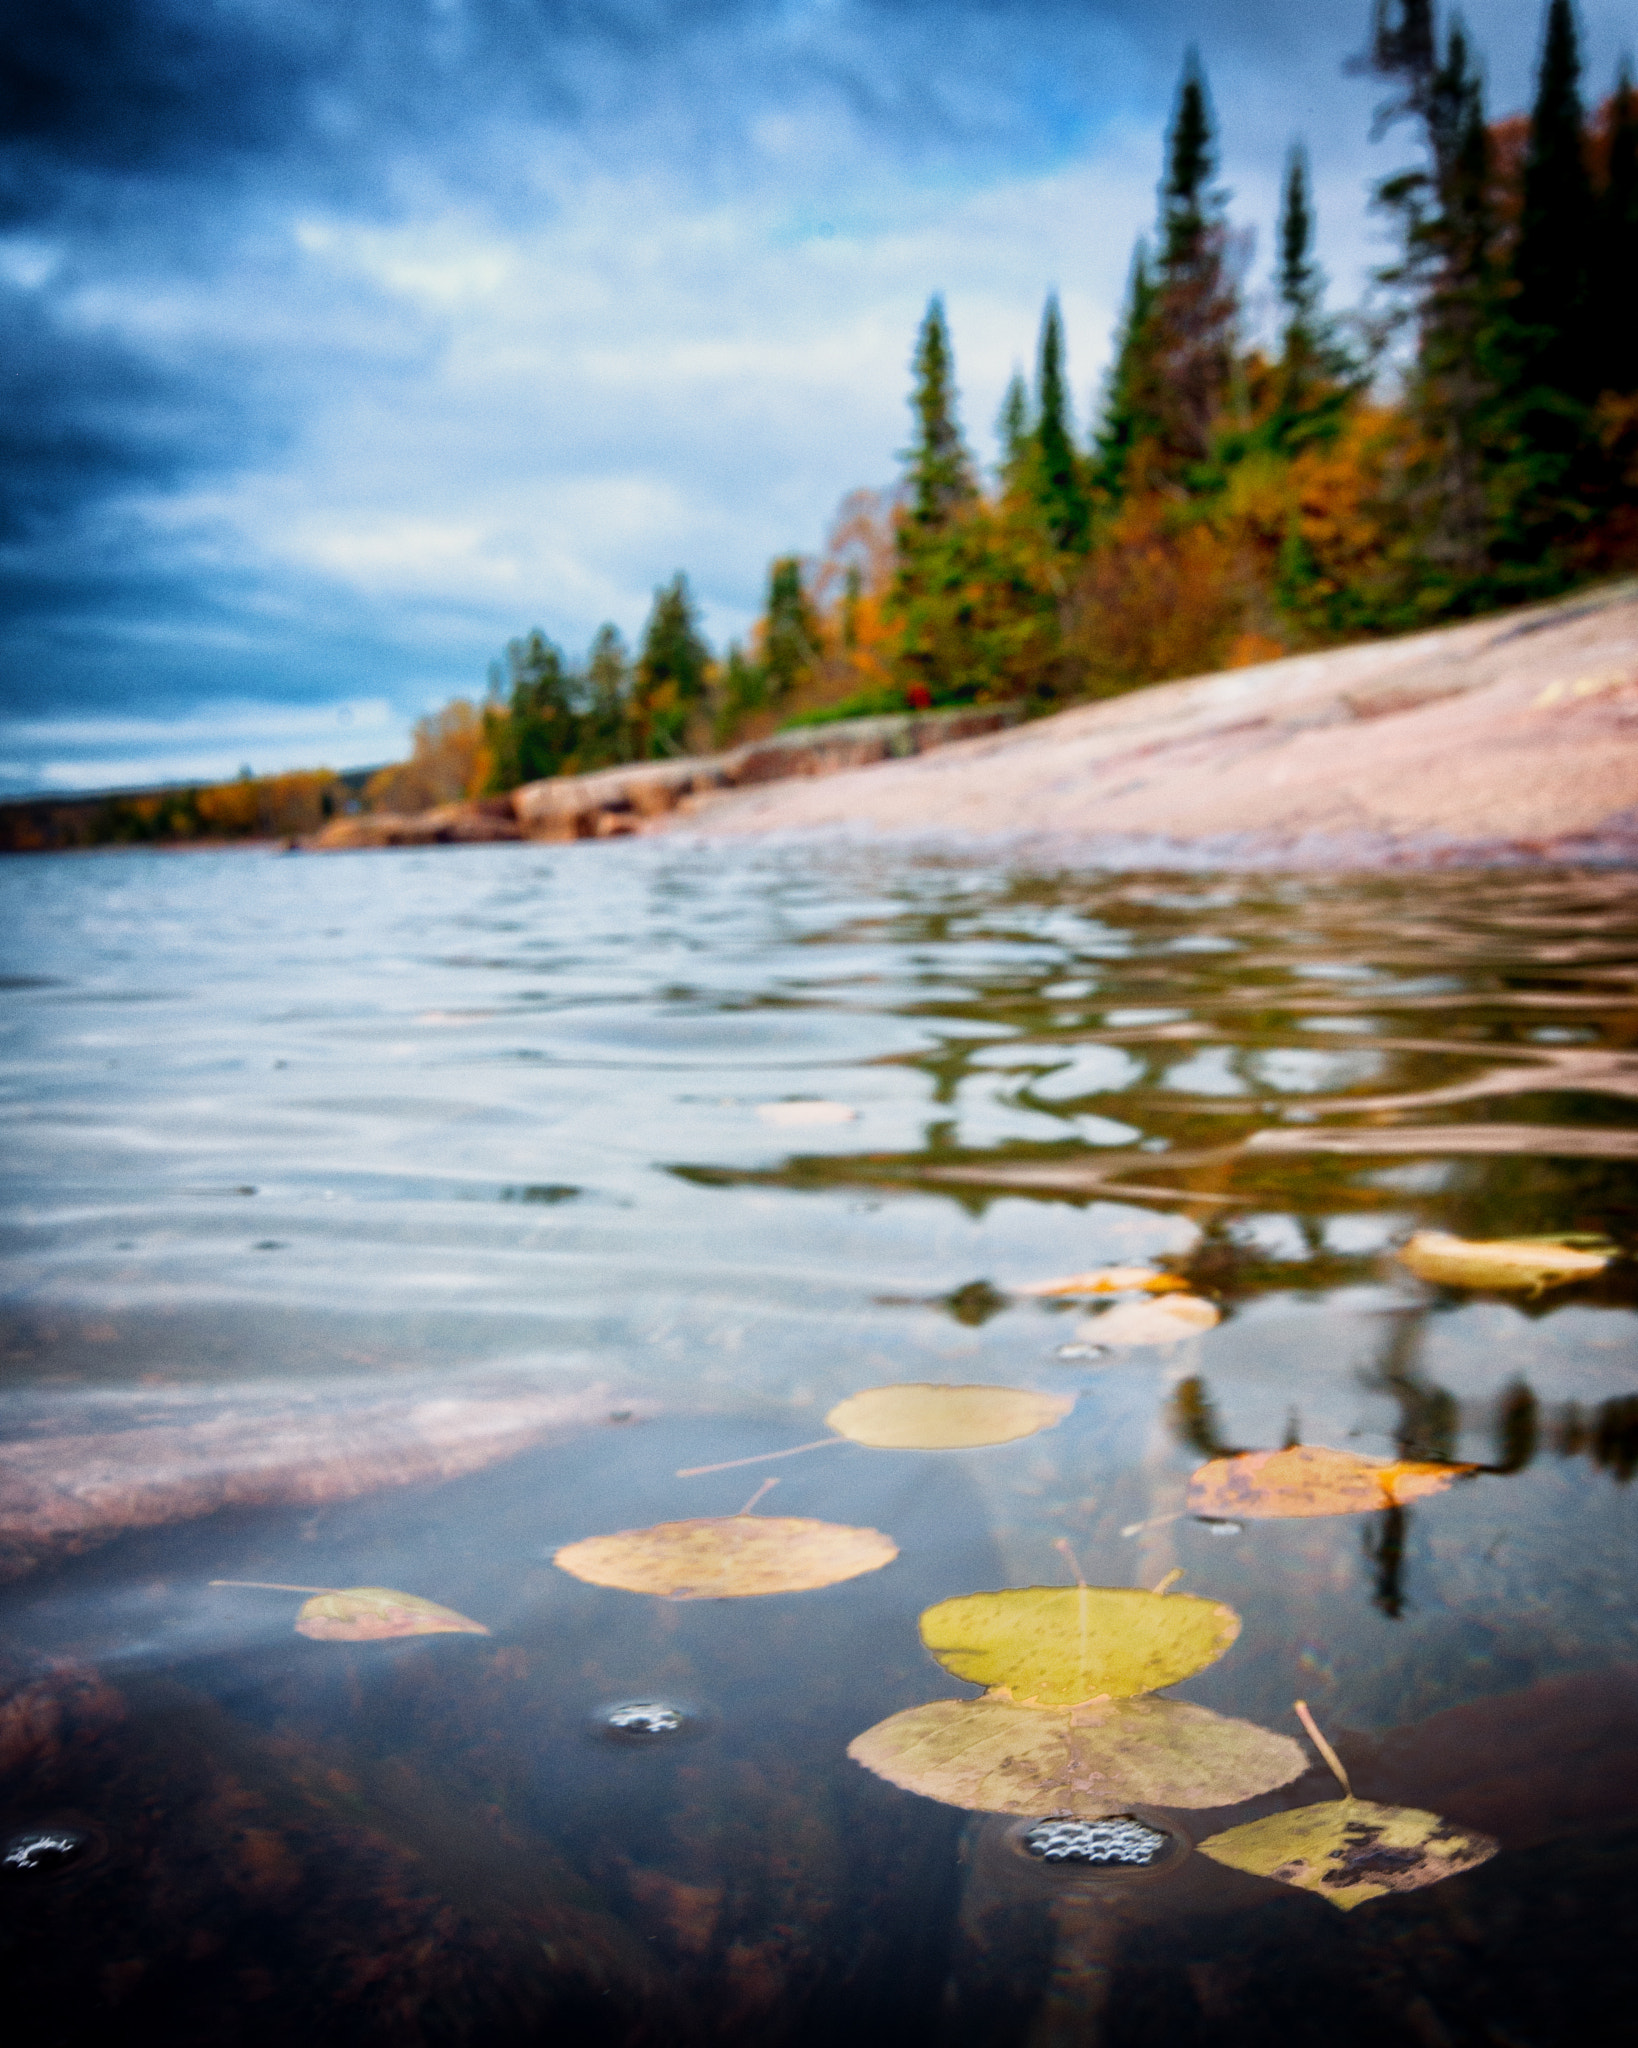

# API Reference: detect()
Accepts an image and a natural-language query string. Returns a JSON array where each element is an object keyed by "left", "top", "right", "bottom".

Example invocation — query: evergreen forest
[{"left": 385, "top": 0, "right": 1638, "bottom": 805}]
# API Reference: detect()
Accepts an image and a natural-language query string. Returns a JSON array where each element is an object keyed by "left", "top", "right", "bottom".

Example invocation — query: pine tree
[
  {"left": 581, "top": 623, "right": 631, "bottom": 768},
  {"left": 1274, "top": 145, "right": 1322, "bottom": 442},
  {"left": 1513, "top": 0, "right": 1595, "bottom": 404},
  {"left": 488, "top": 630, "right": 580, "bottom": 786},
  {"left": 631, "top": 574, "right": 712, "bottom": 758},
  {"left": 761, "top": 556, "right": 821, "bottom": 704},
  {"left": 1416, "top": 27, "right": 1500, "bottom": 588},
  {"left": 887, "top": 301, "right": 1058, "bottom": 704},
  {"left": 996, "top": 371, "right": 1031, "bottom": 485},
  {"left": 1266, "top": 142, "right": 1362, "bottom": 471},
  {"left": 1091, "top": 244, "right": 1160, "bottom": 503},
  {"left": 1032, "top": 296, "right": 1091, "bottom": 551},
  {"left": 1596, "top": 61, "right": 1637, "bottom": 396},
  {"left": 1150, "top": 53, "right": 1239, "bottom": 478},
  {"left": 1354, "top": 0, "right": 1437, "bottom": 126},
  {"left": 1361, "top": 9, "right": 1512, "bottom": 601},
  {"left": 902, "top": 297, "right": 975, "bottom": 532}
]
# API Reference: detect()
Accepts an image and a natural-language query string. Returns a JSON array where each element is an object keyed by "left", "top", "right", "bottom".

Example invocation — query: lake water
[{"left": 2, "top": 840, "right": 1636, "bottom": 2046}]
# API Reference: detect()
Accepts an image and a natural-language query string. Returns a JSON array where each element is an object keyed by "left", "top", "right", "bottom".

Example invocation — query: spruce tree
[
  {"left": 1416, "top": 26, "right": 1500, "bottom": 587},
  {"left": 1091, "top": 244, "right": 1161, "bottom": 503},
  {"left": 1150, "top": 53, "right": 1238, "bottom": 477},
  {"left": 1354, "top": 0, "right": 1437, "bottom": 126},
  {"left": 1274, "top": 145, "right": 1323, "bottom": 443},
  {"left": 996, "top": 371, "right": 1031, "bottom": 485},
  {"left": 495, "top": 630, "right": 580, "bottom": 785},
  {"left": 1513, "top": 0, "right": 1595, "bottom": 404},
  {"left": 761, "top": 556, "right": 821, "bottom": 704},
  {"left": 1597, "top": 61, "right": 1638, "bottom": 396},
  {"left": 631, "top": 574, "right": 712, "bottom": 758},
  {"left": 1032, "top": 296, "right": 1090, "bottom": 552},
  {"left": 902, "top": 298, "right": 975, "bottom": 532},
  {"left": 1362, "top": 9, "right": 1516, "bottom": 601},
  {"left": 582, "top": 623, "right": 630, "bottom": 767}
]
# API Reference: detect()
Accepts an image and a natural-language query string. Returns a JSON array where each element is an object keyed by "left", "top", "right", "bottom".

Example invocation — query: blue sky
[{"left": 2, "top": 0, "right": 1632, "bottom": 793}]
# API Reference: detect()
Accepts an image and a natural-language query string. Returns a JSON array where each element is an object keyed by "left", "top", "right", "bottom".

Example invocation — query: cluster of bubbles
[
  {"left": 2, "top": 1828, "right": 90, "bottom": 1879},
  {"left": 602, "top": 1700, "right": 687, "bottom": 1738},
  {"left": 1021, "top": 1815, "right": 1168, "bottom": 1867}
]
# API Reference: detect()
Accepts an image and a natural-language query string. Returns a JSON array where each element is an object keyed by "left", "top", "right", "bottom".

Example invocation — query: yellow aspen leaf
[
  {"left": 847, "top": 1693, "right": 1304, "bottom": 1815},
  {"left": 918, "top": 1583, "right": 1240, "bottom": 1703},
  {"left": 1016, "top": 1268, "right": 1188, "bottom": 1297},
  {"left": 1186, "top": 1444, "right": 1475, "bottom": 1520},
  {"left": 1398, "top": 1230, "right": 1610, "bottom": 1294},
  {"left": 293, "top": 1588, "right": 490, "bottom": 1641},
  {"left": 1197, "top": 1798, "right": 1498, "bottom": 1910},
  {"left": 825, "top": 1383, "right": 1073, "bottom": 1451},
  {"left": 554, "top": 1514, "right": 896, "bottom": 1599},
  {"left": 1076, "top": 1294, "right": 1219, "bottom": 1346}
]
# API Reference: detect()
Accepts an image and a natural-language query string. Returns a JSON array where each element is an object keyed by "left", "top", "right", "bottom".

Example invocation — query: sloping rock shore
[
  {"left": 0, "top": 1382, "right": 639, "bottom": 1581},
  {"left": 678, "top": 582, "right": 1638, "bottom": 864},
  {"left": 307, "top": 706, "right": 1016, "bottom": 849}
]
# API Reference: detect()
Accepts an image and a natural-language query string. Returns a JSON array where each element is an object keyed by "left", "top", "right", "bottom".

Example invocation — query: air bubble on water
[
  {"left": 2, "top": 1828, "right": 91, "bottom": 1879},
  {"left": 1055, "top": 1343, "right": 1107, "bottom": 1361},
  {"left": 603, "top": 1700, "right": 686, "bottom": 1738},
  {"left": 1201, "top": 1518, "right": 1243, "bottom": 1537},
  {"left": 1021, "top": 1815, "right": 1167, "bottom": 1867}
]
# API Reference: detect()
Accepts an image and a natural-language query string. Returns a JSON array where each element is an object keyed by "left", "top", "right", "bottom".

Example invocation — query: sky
[{"left": 2, "top": 0, "right": 1633, "bottom": 795}]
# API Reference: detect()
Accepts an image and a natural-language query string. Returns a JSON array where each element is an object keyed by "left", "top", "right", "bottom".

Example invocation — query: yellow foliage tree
[{"left": 364, "top": 700, "right": 488, "bottom": 813}]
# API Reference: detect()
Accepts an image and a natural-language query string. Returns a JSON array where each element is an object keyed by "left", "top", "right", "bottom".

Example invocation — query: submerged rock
[{"left": 0, "top": 1384, "right": 637, "bottom": 1581}]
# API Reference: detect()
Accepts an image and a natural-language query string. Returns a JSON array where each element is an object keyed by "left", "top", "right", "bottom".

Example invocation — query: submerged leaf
[
  {"left": 1018, "top": 1268, "right": 1188, "bottom": 1298},
  {"left": 848, "top": 1693, "right": 1304, "bottom": 1815},
  {"left": 1187, "top": 1444, "right": 1475, "bottom": 1520},
  {"left": 294, "top": 1588, "right": 489, "bottom": 1641},
  {"left": 554, "top": 1514, "right": 897, "bottom": 1598},
  {"left": 1075, "top": 1295, "right": 1219, "bottom": 1347},
  {"left": 919, "top": 1584, "right": 1240, "bottom": 1703},
  {"left": 756, "top": 1100, "right": 856, "bottom": 1127},
  {"left": 1197, "top": 1797, "right": 1498, "bottom": 1910},
  {"left": 1399, "top": 1230, "right": 1609, "bottom": 1294},
  {"left": 825, "top": 1384, "right": 1073, "bottom": 1451}
]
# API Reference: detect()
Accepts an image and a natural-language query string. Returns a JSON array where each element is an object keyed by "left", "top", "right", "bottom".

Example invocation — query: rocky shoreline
[
  {"left": 669, "top": 581, "right": 1638, "bottom": 867},
  {"left": 304, "top": 705, "right": 1019, "bottom": 849}
]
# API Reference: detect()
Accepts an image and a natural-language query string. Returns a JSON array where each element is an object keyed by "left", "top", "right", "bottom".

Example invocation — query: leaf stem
[
  {"left": 677, "top": 1438, "right": 840, "bottom": 1478},
  {"left": 209, "top": 1580, "right": 337, "bottom": 1595},
  {"left": 734, "top": 1477, "right": 780, "bottom": 1517},
  {"left": 1294, "top": 1698, "right": 1353, "bottom": 1797}
]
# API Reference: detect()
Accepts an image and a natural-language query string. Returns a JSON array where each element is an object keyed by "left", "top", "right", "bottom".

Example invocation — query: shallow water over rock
[{"left": 1, "top": 840, "right": 1635, "bottom": 2044}]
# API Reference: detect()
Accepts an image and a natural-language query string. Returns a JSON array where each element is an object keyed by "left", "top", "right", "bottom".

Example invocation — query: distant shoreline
[{"left": 9, "top": 584, "right": 1637, "bottom": 871}]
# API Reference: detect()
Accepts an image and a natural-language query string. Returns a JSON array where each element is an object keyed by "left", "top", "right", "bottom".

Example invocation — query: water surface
[{"left": 2, "top": 842, "right": 1636, "bottom": 2045}]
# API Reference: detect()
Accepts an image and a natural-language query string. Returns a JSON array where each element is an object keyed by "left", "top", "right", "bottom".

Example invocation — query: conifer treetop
[
  {"left": 1514, "top": 0, "right": 1594, "bottom": 398},
  {"left": 1161, "top": 52, "right": 1220, "bottom": 275},
  {"left": 904, "top": 297, "right": 976, "bottom": 530}
]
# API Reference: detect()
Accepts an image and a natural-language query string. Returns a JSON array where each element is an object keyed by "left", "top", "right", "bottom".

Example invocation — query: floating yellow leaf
[
  {"left": 554, "top": 1514, "right": 897, "bottom": 1599},
  {"left": 1197, "top": 1798, "right": 1498, "bottom": 1909},
  {"left": 756, "top": 1099, "right": 856, "bottom": 1127},
  {"left": 1399, "top": 1230, "right": 1610, "bottom": 1294},
  {"left": 919, "top": 1584, "right": 1240, "bottom": 1704},
  {"left": 825, "top": 1384, "right": 1073, "bottom": 1451},
  {"left": 293, "top": 1587, "right": 490, "bottom": 1641},
  {"left": 847, "top": 1693, "right": 1304, "bottom": 1815},
  {"left": 1186, "top": 1444, "right": 1475, "bottom": 1520},
  {"left": 1076, "top": 1294, "right": 1219, "bottom": 1346},
  {"left": 1017, "top": 1267, "right": 1188, "bottom": 1298},
  {"left": 210, "top": 1579, "right": 489, "bottom": 1641}
]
